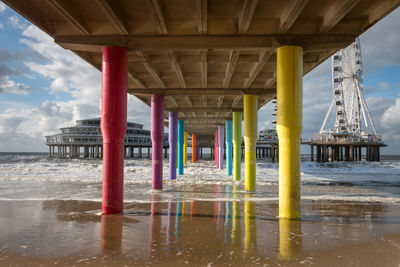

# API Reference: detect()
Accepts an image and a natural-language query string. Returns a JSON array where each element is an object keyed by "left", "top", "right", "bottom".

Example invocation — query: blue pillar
[
  {"left": 226, "top": 120, "right": 233, "bottom": 175},
  {"left": 178, "top": 120, "right": 184, "bottom": 175}
]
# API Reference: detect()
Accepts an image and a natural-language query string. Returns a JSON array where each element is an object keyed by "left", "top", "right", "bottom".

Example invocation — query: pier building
[
  {"left": 45, "top": 118, "right": 168, "bottom": 159},
  {"left": 5, "top": 0, "right": 398, "bottom": 217}
]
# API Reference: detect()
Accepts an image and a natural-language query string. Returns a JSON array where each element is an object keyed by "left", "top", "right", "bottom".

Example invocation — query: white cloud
[
  {"left": 0, "top": 75, "right": 31, "bottom": 95},
  {"left": 8, "top": 15, "right": 27, "bottom": 30},
  {"left": 0, "top": 2, "right": 6, "bottom": 13},
  {"left": 381, "top": 98, "right": 400, "bottom": 129},
  {"left": 0, "top": 23, "right": 4, "bottom": 29}
]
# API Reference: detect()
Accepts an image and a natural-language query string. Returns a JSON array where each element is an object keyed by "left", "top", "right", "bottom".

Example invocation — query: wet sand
[{"left": 0, "top": 185, "right": 400, "bottom": 266}]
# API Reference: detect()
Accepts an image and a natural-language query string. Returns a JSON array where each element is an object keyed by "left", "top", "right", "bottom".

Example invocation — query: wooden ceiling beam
[
  {"left": 238, "top": 0, "right": 258, "bottom": 33},
  {"left": 55, "top": 34, "right": 356, "bottom": 52},
  {"left": 196, "top": 0, "right": 207, "bottom": 34},
  {"left": 128, "top": 73, "right": 146, "bottom": 88},
  {"left": 136, "top": 51, "right": 166, "bottom": 88},
  {"left": 146, "top": 0, "right": 168, "bottom": 34},
  {"left": 278, "top": 0, "right": 310, "bottom": 33},
  {"left": 166, "top": 108, "right": 243, "bottom": 112},
  {"left": 128, "top": 88, "right": 275, "bottom": 96},
  {"left": 167, "top": 96, "right": 178, "bottom": 107},
  {"left": 169, "top": 52, "right": 187, "bottom": 88},
  {"left": 319, "top": 0, "right": 360, "bottom": 33},
  {"left": 244, "top": 50, "right": 272, "bottom": 89},
  {"left": 96, "top": 0, "right": 129, "bottom": 35},
  {"left": 201, "top": 51, "right": 208, "bottom": 88},
  {"left": 48, "top": 0, "right": 90, "bottom": 35}
]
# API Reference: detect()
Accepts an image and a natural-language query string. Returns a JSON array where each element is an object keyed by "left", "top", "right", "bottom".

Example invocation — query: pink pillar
[
  {"left": 101, "top": 46, "right": 127, "bottom": 214},
  {"left": 215, "top": 130, "right": 218, "bottom": 166},
  {"left": 151, "top": 94, "right": 165, "bottom": 189},
  {"left": 218, "top": 125, "right": 224, "bottom": 170}
]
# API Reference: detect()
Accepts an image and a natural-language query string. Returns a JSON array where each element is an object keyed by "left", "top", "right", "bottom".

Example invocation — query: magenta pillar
[
  {"left": 169, "top": 112, "right": 178, "bottom": 180},
  {"left": 218, "top": 125, "right": 224, "bottom": 170},
  {"left": 151, "top": 94, "right": 165, "bottom": 189},
  {"left": 101, "top": 46, "right": 127, "bottom": 214},
  {"left": 215, "top": 130, "right": 218, "bottom": 166}
]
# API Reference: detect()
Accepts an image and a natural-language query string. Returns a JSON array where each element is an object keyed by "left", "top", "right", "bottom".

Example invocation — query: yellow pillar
[
  {"left": 277, "top": 46, "right": 303, "bottom": 219},
  {"left": 183, "top": 131, "right": 187, "bottom": 165},
  {"left": 244, "top": 95, "right": 258, "bottom": 191}
]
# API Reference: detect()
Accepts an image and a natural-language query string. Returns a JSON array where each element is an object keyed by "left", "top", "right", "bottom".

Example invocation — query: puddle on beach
[{"left": 0, "top": 184, "right": 400, "bottom": 266}]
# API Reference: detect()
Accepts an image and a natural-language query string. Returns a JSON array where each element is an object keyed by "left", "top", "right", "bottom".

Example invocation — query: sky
[{"left": 0, "top": 2, "right": 399, "bottom": 154}]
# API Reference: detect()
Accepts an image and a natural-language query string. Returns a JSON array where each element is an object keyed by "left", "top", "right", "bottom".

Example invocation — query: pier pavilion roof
[{"left": 4, "top": 0, "right": 399, "bottom": 136}]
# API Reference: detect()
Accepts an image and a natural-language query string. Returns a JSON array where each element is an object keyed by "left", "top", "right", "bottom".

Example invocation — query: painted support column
[
  {"left": 276, "top": 45, "right": 302, "bottom": 219},
  {"left": 225, "top": 120, "right": 233, "bottom": 176},
  {"left": 178, "top": 120, "right": 184, "bottom": 175},
  {"left": 244, "top": 95, "right": 258, "bottom": 191},
  {"left": 218, "top": 125, "right": 225, "bottom": 170},
  {"left": 233, "top": 112, "right": 242, "bottom": 181},
  {"left": 183, "top": 131, "right": 188, "bottom": 165},
  {"left": 151, "top": 95, "right": 164, "bottom": 189},
  {"left": 169, "top": 112, "right": 178, "bottom": 180},
  {"left": 192, "top": 134, "right": 197, "bottom": 163},
  {"left": 101, "top": 46, "right": 127, "bottom": 214},
  {"left": 214, "top": 130, "right": 218, "bottom": 166}
]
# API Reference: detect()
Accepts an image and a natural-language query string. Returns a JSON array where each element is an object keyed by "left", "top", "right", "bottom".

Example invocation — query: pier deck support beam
[
  {"left": 151, "top": 95, "right": 164, "bottom": 189},
  {"left": 226, "top": 120, "right": 233, "bottom": 176},
  {"left": 233, "top": 112, "right": 242, "bottom": 181},
  {"left": 277, "top": 46, "right": 302, "bottom": 219},
  {"left": 192, "top": 133, "right": 197, "bottom": 163},
  {"left": 169, "top": 112, "right": 178, "bottom": 180},
  {"left": 183, "top": 131, "right": 188, "bottom": 165},
  {"left": 178, "top": 120, "right": 184, "bottom": 175},
  {"left": 244, "top": 95, "right": 258, "bottom": 191},
  {"left": 218, "top": 125, "right": 225, "bottom": 170},
  {"left": 101, "top": 46, "right": 127, "bottom": 214}
]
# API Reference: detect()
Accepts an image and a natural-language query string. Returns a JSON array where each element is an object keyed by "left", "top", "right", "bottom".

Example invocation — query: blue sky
[{"left": 0, "top": 2, "right": 399, "bottom": 153}]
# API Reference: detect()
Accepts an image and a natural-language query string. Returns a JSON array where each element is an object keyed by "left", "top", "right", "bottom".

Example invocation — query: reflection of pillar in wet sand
[
  {"left": 149, "top": 200, "right": 162, "bottom": 258},
  {"left": 278, "top": 219, "right": 302, "bottom": 260},
  {"left": 231, "top": 190, "right": 241, "bottom": 250},
  {"left": 100, "top": 214, "right": 123, "bottom": 254},
  {"left": 244, "top": 197, "right": 257, "bottom": 255}
]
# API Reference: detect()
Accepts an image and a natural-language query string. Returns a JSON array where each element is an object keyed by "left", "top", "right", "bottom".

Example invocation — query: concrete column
[
  {"left": 233, "top": 112, "right": 242, "bottom": 181},
  {"left": 215, "top": 130, "right": 218, "bottom": 167},
  {"left": 225, "top": 120, "right": 233, "bottom": 176},
  {"left": 277, "top": 46, "right": 302, "bottom": 219},
  {"left": 218, "top": 125, "right": 224, "bottom": 170},
  {"left": 169, "top": 112, "right": 178, "bottom": 180},
  {"left": 101, "top": 46, "right": 127, "bottom": 214},
  {"left": 151, "top": 94, "right": 164, "bottom": 190},
  {"left": 183, "top": 131, "right": 188, "bottom": 165},
  {"left": 178, "top": 120, "right": 184, "bottom": 175},
  {"left": 244, "top": 95, "right": 258, "bottom": 191},
  {"left": 192, "top": 133, "right": 197, "bottom": 163},
  {"left": 271, "top": 144, "right": 276, "bottom": 163}
]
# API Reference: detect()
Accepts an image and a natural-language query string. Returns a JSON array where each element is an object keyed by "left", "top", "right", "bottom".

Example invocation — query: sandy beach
[{"left": 1, "top": 191, "right": 399, "bottom": 266}]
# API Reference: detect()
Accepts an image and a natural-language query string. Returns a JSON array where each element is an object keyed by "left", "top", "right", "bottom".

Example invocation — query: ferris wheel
[{"left": 319, "top": 38, "right": 377, "bottom": 136}]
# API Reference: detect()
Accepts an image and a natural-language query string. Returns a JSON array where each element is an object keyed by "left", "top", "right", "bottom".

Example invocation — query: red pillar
[
  {"left": 101, "top": 46, "right": 127, "bottom": 214},
  {"left": 192, "top": 133, "right": 197, "bottom": 163}
]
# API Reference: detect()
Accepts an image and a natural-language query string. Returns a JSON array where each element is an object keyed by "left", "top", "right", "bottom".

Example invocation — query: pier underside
[{"left": 4, "top": 0, "right": 398, "bottom": 216}]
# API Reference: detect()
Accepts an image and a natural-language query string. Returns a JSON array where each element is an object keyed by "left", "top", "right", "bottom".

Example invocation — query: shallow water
[{"left": 0, "top": 153, "right": 399, "bottom": 266}]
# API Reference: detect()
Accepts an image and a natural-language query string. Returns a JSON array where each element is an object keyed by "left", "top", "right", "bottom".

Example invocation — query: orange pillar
[{"left": 192, "top": 134, "right": 197, "bottom": 163}]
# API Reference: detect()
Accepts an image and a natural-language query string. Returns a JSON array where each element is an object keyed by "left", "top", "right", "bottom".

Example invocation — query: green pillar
[{"left": 233, "top": 112, "right": 242, "bottom": 181}]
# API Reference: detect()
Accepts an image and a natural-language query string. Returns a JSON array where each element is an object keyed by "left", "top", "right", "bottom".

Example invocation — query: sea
[{"left": 0, "top": 152, "right": 399, "bottom": 205}]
